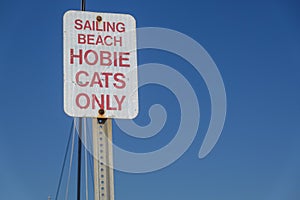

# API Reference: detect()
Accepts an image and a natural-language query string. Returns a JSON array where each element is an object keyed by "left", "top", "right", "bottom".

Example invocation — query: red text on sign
[
  {"left": 70, "top": 49, "right": 130, "bottom": 67},
  {"left": 74, "top": 19, "right": 126, "bottom": 33},
  {"left": 75, "top": 93, "right": 126, "bottom": 111},
  {"left": 78, "top": 34, "right": 122, "bottom": 47},
  {"left": 75, "top": 71, "right": 126, "bottom": 89}
]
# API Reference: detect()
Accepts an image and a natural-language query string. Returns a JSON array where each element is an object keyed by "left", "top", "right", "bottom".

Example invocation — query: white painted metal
[
  {"left": 93, "top": 119, "right": 114, "bottom": 200},
  {"left": 63, "top": 10, "right": 138, "bottom": 119}
]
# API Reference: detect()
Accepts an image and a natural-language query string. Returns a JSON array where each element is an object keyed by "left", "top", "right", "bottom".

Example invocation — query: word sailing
[{"left": 76, "top": 93, "right": 126, "bottom": 111}]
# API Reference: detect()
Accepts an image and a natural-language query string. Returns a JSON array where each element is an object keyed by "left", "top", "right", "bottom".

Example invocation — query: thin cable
[
  {"left": 88, "top": 151, "right": 95, "bottom": 195},
  {"left": 65, "top": 120, "right": 76, "bottom": 200},
  {"left": 84, "top": 118, "right": 89, "bottom": 200},
  {"left": 86, "top": 119, "right": 95, "bottom": 195},
  {"left": 54, "top": 120, "right": 74, "bottom": 200}
]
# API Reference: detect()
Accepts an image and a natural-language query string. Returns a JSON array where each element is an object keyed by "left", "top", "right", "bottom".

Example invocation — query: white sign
[{"left": 63, "top": 10, "right": 138, "bottom": 119}]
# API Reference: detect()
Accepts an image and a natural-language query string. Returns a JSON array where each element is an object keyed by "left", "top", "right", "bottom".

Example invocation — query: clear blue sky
[{"left": 0, "top": 0, "right": 300, "bottom": 199}]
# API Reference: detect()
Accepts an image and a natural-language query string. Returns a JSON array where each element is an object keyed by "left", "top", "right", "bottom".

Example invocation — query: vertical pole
[
  {"left": 81, "top": 0, "right": 86, "bottom": 11},
  {"left": 93, "top": 118, "right": 115, "bottom": 200},
  {"left": 77, "top": 118, "right": 82, "bottom": 200},
  {"left": 77, "top": 2, "right": 86, "bottom": 200}
]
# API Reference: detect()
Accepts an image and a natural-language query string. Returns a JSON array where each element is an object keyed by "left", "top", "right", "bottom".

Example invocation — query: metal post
[
  {"left": 93, "top": 118, "right": 115, "bottom": 200},
  {"left": 81, "top": 0, "right": 86, "bottom": 11},
  {"left": 77, "top": 1, "right": 86, "bottom": 200},
  {"left": 77, "top": 118, "right": 82, "bottom": 200}
]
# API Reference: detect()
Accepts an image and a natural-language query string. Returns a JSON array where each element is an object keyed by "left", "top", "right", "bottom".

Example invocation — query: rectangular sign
[{"left": 63, "top": 10, "right": 138, "bottom": 119}]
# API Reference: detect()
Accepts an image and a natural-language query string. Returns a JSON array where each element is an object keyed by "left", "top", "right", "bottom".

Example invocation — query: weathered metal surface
[{"left": 64, "top": 10, "right": 138, "bottom": 119}]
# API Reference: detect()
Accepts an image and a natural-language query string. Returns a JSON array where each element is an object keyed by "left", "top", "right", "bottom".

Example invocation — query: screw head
[
  {"left": 99, "top": 109, "right": 105, "bottom": 115},
  {"left": 96, "top": 16, "right": 102, "bottom": 22}
]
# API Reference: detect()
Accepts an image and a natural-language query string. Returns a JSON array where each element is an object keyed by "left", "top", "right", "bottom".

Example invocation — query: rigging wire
[
  {"left": 84, "top": 118, "right": 89, "bottom": 200},
  {"left": 54, "top": 120, "right": 74, "bottom": 200},
  {"left": 88, "top": 149, "right": 95, "bottom": 196},
  {"left": 85, "top": 118, "right": 95, "bottom": 196},
  {"left": 65, "top": 120, "right": 77, "bottom": 200},
  {"left": 55, "top": 2, "right": 89, "bottom": 200}
]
